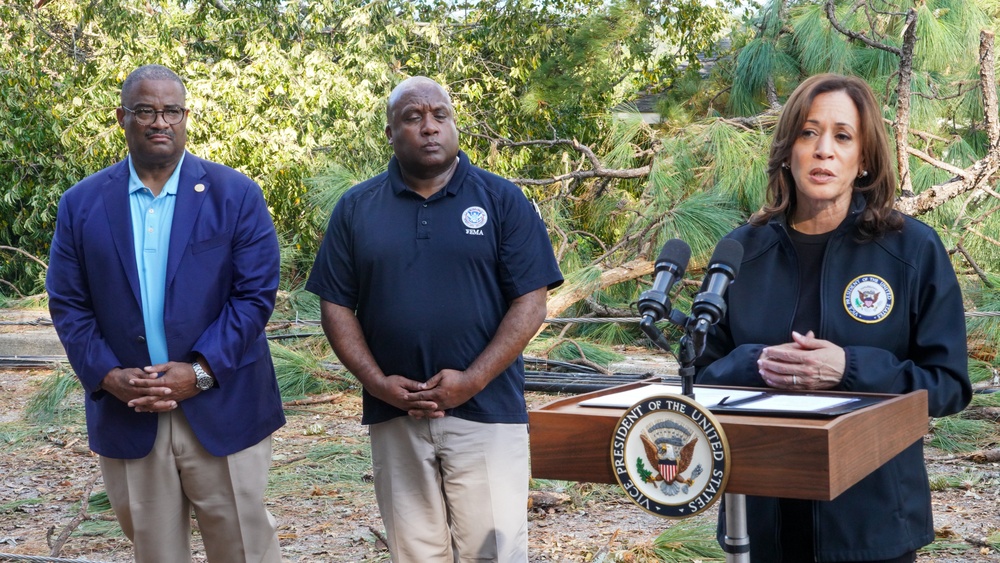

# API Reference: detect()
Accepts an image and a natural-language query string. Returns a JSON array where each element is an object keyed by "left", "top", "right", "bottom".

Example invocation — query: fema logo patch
[
  {"left": 461, "top": 206, "right": 488, "bottom": 229},
  {"left": 843, "top": 275, "right": 893, "bottom": 323},
  {"left": 611, "top": 394, "right": 730, "bottom": 519}
]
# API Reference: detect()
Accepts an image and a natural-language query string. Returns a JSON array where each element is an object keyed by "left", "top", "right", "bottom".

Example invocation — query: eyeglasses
[{"left": 121, "top": 105, "right": 188, "bottom": 126}]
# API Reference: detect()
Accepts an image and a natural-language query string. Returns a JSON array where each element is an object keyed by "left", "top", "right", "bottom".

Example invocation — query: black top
[
  {"left": 787, "top": 227, "right": 832, "bottom": 334},
  {"left": 306, "top": 151, "right": 563, "bottom": 425}
]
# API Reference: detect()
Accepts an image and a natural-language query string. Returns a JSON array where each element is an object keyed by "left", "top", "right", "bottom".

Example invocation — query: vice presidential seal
[
  {"left": 844, "top": 275, "right": 893, "bottom": 323},
  {"left": 611, "top": 394, "right": 730, "bottom": 519}
]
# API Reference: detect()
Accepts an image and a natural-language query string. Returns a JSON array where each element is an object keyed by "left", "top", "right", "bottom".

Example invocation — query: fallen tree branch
[
  {"left": 282, "top": 392, "right": 346, "bottom": 406},
  {"left": 48, "top": 468, "right": 102, "bottom": 557},
  {"left": 895, "top": 31, "right": 1000, "bottom": 216},
  {"left": 0, "top": 245, "right": 48, "bottom": 269},
  {"left": 544, "top": 259, "right": 654, "bottom": 324},
  {"left": 967, "top": 448, "right": 1000, "bottom": 463}
]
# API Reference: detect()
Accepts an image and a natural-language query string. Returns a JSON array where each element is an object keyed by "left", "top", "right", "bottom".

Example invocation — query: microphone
[
  {"left": 691, "top": 238, "right": 744, "bottom": 326},
  {"left": 637, "top": 239, "right": 691, "bottom": 322}
]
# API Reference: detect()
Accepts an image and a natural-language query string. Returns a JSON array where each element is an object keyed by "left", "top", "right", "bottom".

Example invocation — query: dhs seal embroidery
[
  {"left": 843, "top": 275, "right": 893, "bottom": 323},
  {"left": 611, "top": 394, "right": 730, "bottom": 519},
  {"left": 462, "top": 206, "right": 487, "bottom": 236}
]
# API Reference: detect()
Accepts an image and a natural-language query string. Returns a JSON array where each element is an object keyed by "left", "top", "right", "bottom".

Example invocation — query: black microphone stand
[
  {"left": 640, "top": 308, "right": 750, "bottom": 562},
  {"left": 639, "top": 308, "right": 705, "bottom": 400},
  {"left": 676, "top": 316, "right": 710, "bottom": 399}
]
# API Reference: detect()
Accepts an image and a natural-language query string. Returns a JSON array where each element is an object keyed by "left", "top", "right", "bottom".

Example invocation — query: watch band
[{"left": 193, "top": 361, "right": 215, "bottom": 391}]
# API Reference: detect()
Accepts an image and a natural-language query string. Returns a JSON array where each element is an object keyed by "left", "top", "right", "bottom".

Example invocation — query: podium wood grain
[{"left": 528, "top": 383, "right": 928, "bottom": 501}]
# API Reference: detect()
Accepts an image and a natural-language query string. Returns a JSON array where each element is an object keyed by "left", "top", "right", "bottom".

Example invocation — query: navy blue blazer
[{"left": 46, "top": 152, "right": 285, "bottom": 459}]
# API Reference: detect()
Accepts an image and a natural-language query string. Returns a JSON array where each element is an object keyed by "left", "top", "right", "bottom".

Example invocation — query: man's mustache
[{"left": 145, "top": 129, "right": 174, "bottom": 139}]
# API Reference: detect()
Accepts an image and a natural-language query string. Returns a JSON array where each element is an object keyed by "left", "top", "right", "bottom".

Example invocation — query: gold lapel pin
[{"left": 194, "top": 183, "right": 205, "bottom": 193}]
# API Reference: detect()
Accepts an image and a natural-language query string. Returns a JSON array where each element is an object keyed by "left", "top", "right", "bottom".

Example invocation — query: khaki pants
[
  {"left": 370, "top": 415, "right": 529, "bottom": 563},
  {"left": 100, "top": 409, "right": 281, "bottom": 563}
]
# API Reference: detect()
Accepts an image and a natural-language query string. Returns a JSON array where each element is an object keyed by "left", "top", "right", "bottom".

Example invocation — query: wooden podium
[{"left": 529, "top": 382, "right": 929, "bottom": 501}]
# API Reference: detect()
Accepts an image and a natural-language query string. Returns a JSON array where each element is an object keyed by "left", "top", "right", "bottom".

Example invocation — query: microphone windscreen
[
  {"left": 709, "top": 238, "right": 744, "bottom": 277},
  {"left": 656, "top": 239, "right": 692, "bottom": 275}
]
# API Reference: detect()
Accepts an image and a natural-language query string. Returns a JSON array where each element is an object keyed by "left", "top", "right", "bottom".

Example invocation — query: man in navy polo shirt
[{"left": 307, "top": 76, "right": 563, "bottom": 562}]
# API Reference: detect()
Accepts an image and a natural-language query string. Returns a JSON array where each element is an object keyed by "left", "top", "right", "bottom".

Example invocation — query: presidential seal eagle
[{"left": 640, "top": 420, "right": 699, "bottom": 495}]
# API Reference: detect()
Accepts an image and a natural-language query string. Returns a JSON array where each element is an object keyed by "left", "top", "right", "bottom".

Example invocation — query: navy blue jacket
[
  {"left": 696, "top": 196, "right": 970, "bottom": 561},
  {"left": 47, "top": 153, "right": 285, "bottom": 459}
]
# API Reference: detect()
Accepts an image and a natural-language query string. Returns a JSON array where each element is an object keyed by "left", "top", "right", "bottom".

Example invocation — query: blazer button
[{"left": 136, "top": 335, "right": 146, "bottom": 344}]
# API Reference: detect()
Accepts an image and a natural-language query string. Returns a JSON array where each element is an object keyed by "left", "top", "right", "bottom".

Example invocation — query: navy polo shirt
[{"left": 307, "top": 151, "right": 563, "bottom": 425}]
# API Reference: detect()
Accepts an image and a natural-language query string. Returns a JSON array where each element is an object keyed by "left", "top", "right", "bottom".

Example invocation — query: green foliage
[
  {"left": 268, "top": 440, "right": 371, "bottom": 497},
  {"left": 929, "top": 416, "right": 996, "bottom": 453},
  {"left": 546, "top": 338, "right": 625, "bottom": 367},
  {"left": 2, "top": 0, "right": 998, "bottom": 375},
  {"left": 270, "top": 341, "right": 344, "bottom": 401},
  {"left": 86, "top": 490, "right": 112, "bottom": 513},
  {"left": 649, "top": 518, "right": 726, "bottom": 560},
  {"left": 988, "top": 529, "right": 1000, "bottom": 553},
  {"left": 0, "top": 498, "right": 43, "bottom": 514},
  {"left": 635, "top": 457, "right": 654, "bottom": 483},
  {"left": 25, "top": 367, "right": 83, "bottom": 426},
  {"left": 928, "top": 468, "right": 989, "bottom": 491}
]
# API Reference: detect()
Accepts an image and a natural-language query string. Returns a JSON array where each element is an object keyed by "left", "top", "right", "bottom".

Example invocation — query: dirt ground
[{"left": 0, "top": 362, "right": 997, "bottom": 562}]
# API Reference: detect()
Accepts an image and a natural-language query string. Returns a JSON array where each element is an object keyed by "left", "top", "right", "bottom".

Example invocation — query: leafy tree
[
  {"left": 0, "top": 0, "right": 732, "bottom": 298},
  {"left": 3, "top": 0, "right": 999, "bottom": 372}
]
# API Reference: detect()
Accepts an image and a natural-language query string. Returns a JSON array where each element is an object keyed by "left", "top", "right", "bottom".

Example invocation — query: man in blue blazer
[{"left": 46, "top": 64, "right": 284, "bottom": 563}]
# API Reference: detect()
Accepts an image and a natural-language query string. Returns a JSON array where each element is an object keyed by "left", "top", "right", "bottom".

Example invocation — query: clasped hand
[
  {"left": 101, "top": 362, "right": 202, "bottom": 413},
  {"left": 374, "top": 370, "right": 482, "bottom": 419},
  {"left": 757, "top": 330, "right": 846, "bottom": 390}
]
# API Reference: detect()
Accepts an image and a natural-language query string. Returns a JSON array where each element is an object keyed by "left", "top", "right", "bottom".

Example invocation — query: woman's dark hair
[{"left": 750, "top": 73, "right": 902, "bottom": 239}]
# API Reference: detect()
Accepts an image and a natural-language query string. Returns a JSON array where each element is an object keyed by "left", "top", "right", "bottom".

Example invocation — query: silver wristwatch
[{"left": 193, "top": 362, "right": 215, "bottom": 391}]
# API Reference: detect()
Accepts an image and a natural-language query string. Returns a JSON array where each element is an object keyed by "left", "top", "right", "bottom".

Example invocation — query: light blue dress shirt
[{"left": 128, "top": 153, "right": 184, "bottom": 366}]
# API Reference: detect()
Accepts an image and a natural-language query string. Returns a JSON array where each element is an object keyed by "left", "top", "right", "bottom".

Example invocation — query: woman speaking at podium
[{"left": 695, "top": 73, "right": 971, "bottom": 563}]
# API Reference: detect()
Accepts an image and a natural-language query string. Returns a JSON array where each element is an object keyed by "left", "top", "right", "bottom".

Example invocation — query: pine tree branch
[
  {"left": 544, "top": 259, "right": 654, "bottom": 323},
  {"left": 955, "top": 241, "right": 994, "bottom": 287},
  {"left": 905, "top": 146, "right": 969, "bottom": 180},
  {"left": 980, "top": 31, "right": 1000, "bottom": 151},
  {"left": 900, "top": 122, "right": 950, "bottom": 144},
  {"left": 825, "top": 0, "right": 901, "bottom": 55},
  {"left": 465, "top": 129, "right": 652, "bottom": 186},
  {"left": 896, "top": 31, "right": 1000, "bottom": 216},
  {"left": 0, "top": 279, "right": 25, "bottom": 298},
  {"left": 893, "top": 9, "right": 918, "bottom": 198},
  {"left": 0, "top": 245, "right": 49, "bottom": 269}
]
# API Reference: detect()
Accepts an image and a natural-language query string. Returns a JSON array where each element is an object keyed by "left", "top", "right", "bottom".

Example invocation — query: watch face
[{"left": 194, "top": 363, "right": 212, "bottom": 390}]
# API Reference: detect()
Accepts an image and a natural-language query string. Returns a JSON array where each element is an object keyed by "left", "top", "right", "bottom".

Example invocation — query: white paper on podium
[
  {"left": 723, "top": 394, "right": 857, "bottom": 412},
  {"left": 578, "top": 384, "right": 763, "bottom": 409}
]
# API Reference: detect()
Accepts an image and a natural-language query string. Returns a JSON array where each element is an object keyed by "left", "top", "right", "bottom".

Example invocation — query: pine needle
[
  {"left": 25, "top": 368, "right": 83, "bottom": 426},
  {"left": 929, "top": 416, "right": 994, "bottom": 453},
  {"left": 650, "top": 519, "right": 725, "bottom": 561}
]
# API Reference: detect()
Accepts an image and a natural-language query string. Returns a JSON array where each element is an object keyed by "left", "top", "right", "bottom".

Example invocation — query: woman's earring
[
  {"left": 858, "top": 170, "right": 868, "bottom": 178},
  {"left": 781, "top": 162, "right": 790, "bottom": 169}
]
